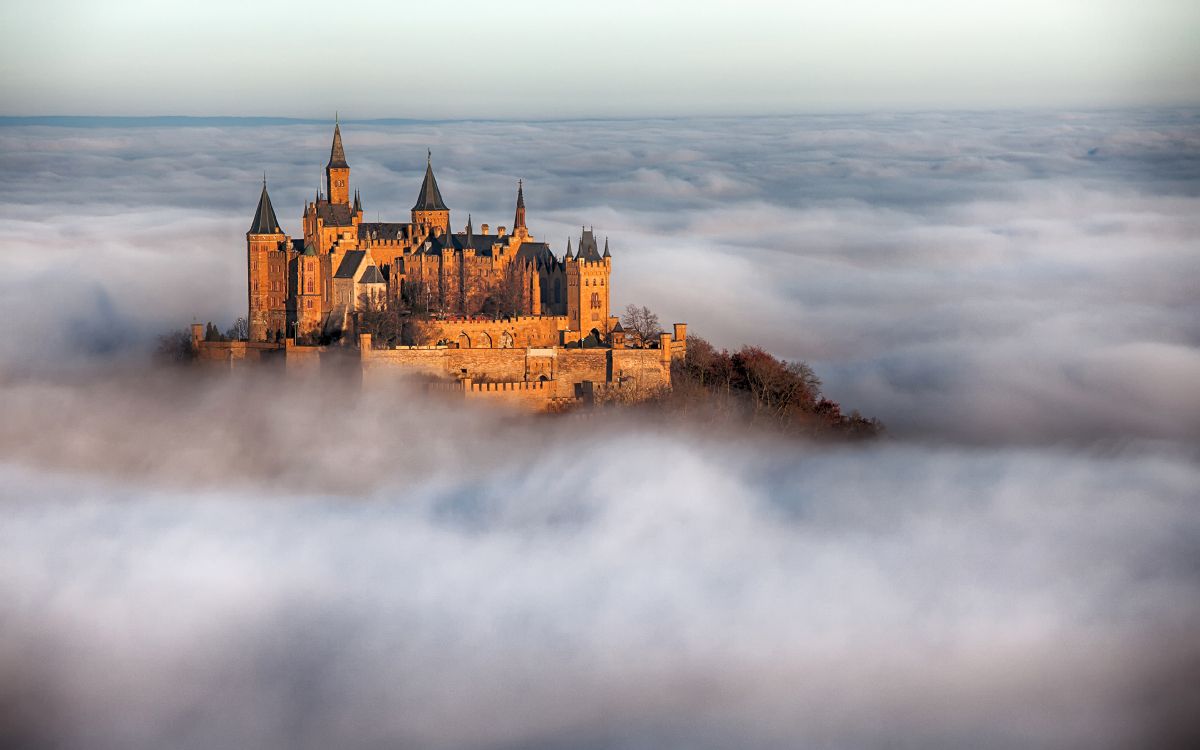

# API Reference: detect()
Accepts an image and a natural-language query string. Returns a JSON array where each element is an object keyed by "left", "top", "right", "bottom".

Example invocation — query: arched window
[
  {"left": 500, "top": 331, "right": 514, "bottom": 349},
  {"left": 590, "top": 292, "right": 601, "bottom": 309}
]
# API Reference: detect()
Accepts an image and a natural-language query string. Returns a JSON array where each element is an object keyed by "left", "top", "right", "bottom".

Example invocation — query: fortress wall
[
  {"left": 554, "top": 350, "right": 610, "bottom": 398},
  {"left": 284, "top": 341, "right": 323, "bottom": 373},
  {"left": 420, "top": 315, "right": 568, "bottom": 349},
  {"left": 445, "top": 348, "right": 528, "bottom": 382},
  {"left": 194, "top": 340, "right": 284, "bottom": 367},
  {"left": 463, "top": 379, "right": 556, "bottom": 410},
  {"left": 361, "top": 345, "right": 452, "bottom": 386},
  {"left": 612, "top": 348, "right": 671, "bottom": 390}
]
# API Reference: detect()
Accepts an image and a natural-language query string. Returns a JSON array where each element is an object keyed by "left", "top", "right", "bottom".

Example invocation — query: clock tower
[{"left": 326, "top": 117, "right": 350, "bottom": 205}]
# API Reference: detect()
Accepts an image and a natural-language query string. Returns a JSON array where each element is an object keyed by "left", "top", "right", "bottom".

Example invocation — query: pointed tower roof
[
  {"left": 603, "top": 237, "right": 611, "bottom": 258},
  {"left": 353, "top": 189, "right": 362, "bottom": 213},
  {"left": 327, "top": 118, "right": 348, "bottom": 168},
  {"left": 412, "top": 150, "right": 448, "bottom": 211},
  {"left": 513, "top": 179, "right": 526, "bottom": 229},
  {"left": 249, "top": 178, "right": 281, "bottom": 234},
  {"left": 563, "top": 236, "right": 573, "bottom": 260}
]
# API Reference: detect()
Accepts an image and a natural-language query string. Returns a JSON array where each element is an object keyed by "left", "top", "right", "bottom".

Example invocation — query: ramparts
[{"left": 190, "top": 321, "right": 686, "bottom": 412}]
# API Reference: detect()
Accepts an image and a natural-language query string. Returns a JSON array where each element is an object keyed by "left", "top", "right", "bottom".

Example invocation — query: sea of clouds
[{"left": 0, "top": 110, "right": 1198, "bottom": 748}]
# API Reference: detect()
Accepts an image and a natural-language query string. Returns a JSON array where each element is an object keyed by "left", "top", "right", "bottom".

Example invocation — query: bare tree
[
  {"left": 483, "top": 261, "right": 528, "bottom": 318},
  {"left": 155, "top": 329, "right": 195, "bottom": 363},
  {"left": 621, "top": 304, "right": 662, "bottom": 347},
  {"left": 224, "top": 317, "right": 248, "bottom": 341},
  {"left": 357, "top": 291, "right": 403, "bottom": 348}
]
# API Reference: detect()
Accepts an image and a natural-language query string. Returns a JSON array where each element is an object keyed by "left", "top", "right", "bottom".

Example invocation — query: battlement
[{"left": 463, "top": 378, "right": 550, "bottom": 393}]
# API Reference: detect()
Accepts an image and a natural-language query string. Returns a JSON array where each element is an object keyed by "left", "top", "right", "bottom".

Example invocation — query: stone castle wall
[
  {"left": 415, "top": 315, "right": 570, "bottom": 349},
  {"left": 191, "top": 322, "right": 684, "bottom": 412}
]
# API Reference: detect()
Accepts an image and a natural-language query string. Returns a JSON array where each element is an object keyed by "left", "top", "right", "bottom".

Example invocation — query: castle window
[
  {"left": 306, "top": 300, "right": 312, "bottom": 309},
  {"left": 590, "top": 292, "right": 601, "bottom": 310},
  {"left": 306, "top": 280, "right": 313, "bottom": 293}
]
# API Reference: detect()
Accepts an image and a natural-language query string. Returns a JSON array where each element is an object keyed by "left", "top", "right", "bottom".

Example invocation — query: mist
[{"left": 1, "top": 111, "right": 1198, "bottom": 748}]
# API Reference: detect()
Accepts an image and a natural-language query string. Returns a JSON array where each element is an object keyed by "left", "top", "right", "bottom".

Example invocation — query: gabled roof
[
  {"left": 335, "top": 250, "right": 367, "bottom": 279},
  {"left": 451, "top": 232, "right": 503, "bottom": 252},
  {"left": 249, "top": 181, "right": 281, "bottom": 234},
  {"left": 358, "top": 265, "right": 385, "bottom": 284},
  {"left": 358, "top": 222, "right": 410, "bottom": 241},
  {"left": 315, "top": 201, "right": 355, "bottom": 226},
  {"left": 516, "top": 241, "right": 553, "bottom": 267},
  {"left": 412, "top": 154, "right": 448, "bottom": 211},
  {"left": 328, "top": 122, "right": 348, "bottom": 169}
]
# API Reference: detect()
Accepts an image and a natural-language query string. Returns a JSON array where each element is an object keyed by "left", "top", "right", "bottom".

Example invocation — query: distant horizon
[{"left": 3, "top": 103, "right": 1199, "bottom": 127}]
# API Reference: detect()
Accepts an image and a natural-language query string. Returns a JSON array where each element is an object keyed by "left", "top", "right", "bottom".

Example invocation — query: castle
[
  {"left": 247, "top": 119, "right": 616, "bottom": 345},
  {"left": 194, "top": 121, "right": 686, "bottom": 410}
]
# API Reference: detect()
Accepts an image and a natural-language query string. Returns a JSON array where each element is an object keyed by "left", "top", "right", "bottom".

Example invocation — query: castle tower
[
  {"left": 326, "top": 119, "right": 351, "bottom": 206},
  {"left": 295, "top": 243, "right": 323, "bottom": 339},
  {"left": 565, "top": 228, "right": 612, "bottom": 336},
  {"left": 411, "top": 151, "right": 450, "bottom": 232},
  {"left": 247, "top": 178, "right": 286, "bottom": 342},
  {"left": 513, "top": 179, "right": 527, "bottom": 238}
]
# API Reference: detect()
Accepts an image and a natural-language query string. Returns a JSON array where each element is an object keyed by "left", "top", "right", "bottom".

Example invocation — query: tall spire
[
  {"left": 353, "top": 189, "right": 362, "bottom": 213},
  {"left": 564, "top": 236, "right": 573, "bottom": 260},
  {"left": 327, "top": 118, "right": 348, "bottom": 169},
  {"left": 249, "top": 179, "right": 280, "bottom": 234},
  {"left": 603, "top": 236, "right": 611, "bottom": 258},
  {"left": 513, "top": 179, "right": 526, "bottom": 230},
  {"left": 412, "top": 151, "right": 448, "bottom": 211}
]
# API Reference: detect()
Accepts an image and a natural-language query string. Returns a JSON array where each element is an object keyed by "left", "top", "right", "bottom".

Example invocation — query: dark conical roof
[
  {"left": 353, "top": 189, "right": 362, "bottom": 212},
  {"left": 603, "top": 236, "right": 611, "bottom": 258},
  {"left": 412, "top": 152, "right": 448, "bottom": 211},
  {"left": 249, "top": 180, "right": 281, "bottom": 234},
  {"left": 327, "top": 122, "right": 348, "bottom": 168}
]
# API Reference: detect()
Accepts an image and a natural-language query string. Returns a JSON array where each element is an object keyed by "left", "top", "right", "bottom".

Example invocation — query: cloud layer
[
  {"left": 1, "top": 111, "right": 1198, "bottom": 748},
  {"left": 2, "top": 371, "right": 1199, "bottom": 749}
]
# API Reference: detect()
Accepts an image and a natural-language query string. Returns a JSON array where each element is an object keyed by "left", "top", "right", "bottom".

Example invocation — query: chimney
[
  {"left": 481, "top": 223, "right": 490, "bottom": 235},
  {"left": 498, "top": 226, "right": 507, "bottom": 237}
]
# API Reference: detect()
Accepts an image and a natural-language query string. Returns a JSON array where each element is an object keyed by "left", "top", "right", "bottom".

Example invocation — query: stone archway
[
  {"left": 478, "top": 331, "right": 493, "bottom": 348},
  {"left": 458, "top": 332, "right": 471, "bottom": 349},
  {"left": 499, "top": 330, "right": 514, "bottom": 349}
]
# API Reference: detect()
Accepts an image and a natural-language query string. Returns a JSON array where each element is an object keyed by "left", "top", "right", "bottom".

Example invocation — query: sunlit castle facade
[{"left": 246, "top": 121, "right": 614, "bottom": 344}]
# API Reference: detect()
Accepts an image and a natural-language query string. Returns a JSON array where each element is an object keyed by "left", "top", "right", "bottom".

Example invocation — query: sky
[{"left": 2, "top": 0, "right": 1199, "bottom": 117}]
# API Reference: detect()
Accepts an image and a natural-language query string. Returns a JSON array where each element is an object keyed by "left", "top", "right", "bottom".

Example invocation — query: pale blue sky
[{"left": 2, "top": 0, "right": 1197, "bottom": 116}]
